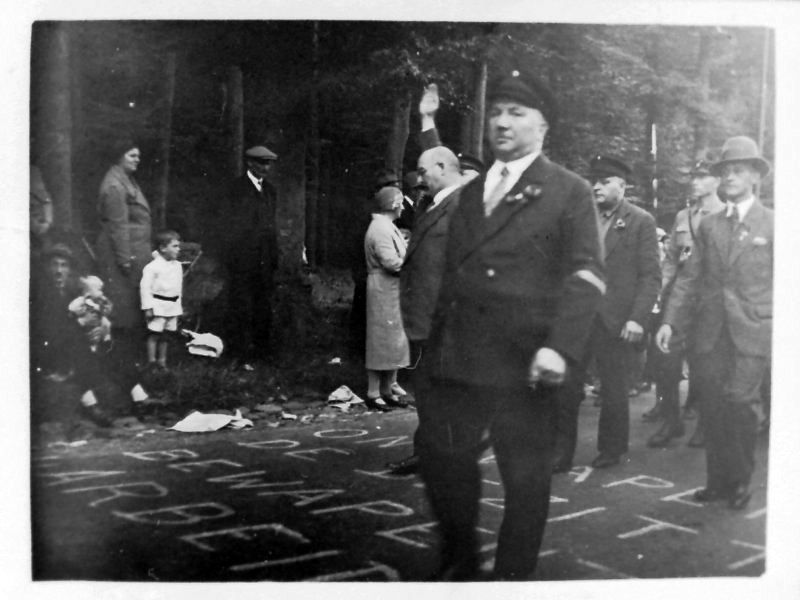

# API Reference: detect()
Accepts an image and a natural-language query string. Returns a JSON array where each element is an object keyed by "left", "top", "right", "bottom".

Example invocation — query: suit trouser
[
  {"left": 592, "top": 321, "right": 631, "bottom": 456},
  {"left": 226, "top": 269, "right": 273, "bottom": 358},
  {"left": 692, "top": 330, "right": 766, "bottom": 490},
  {"left": 655, "top": 341, "right": 685, "bottom": 425},
  {"left": 553, "top": 370, "right": 585, "bottom": 464},
  {"left": 417, "top": 378, "right": 557, "bottom": 580}
]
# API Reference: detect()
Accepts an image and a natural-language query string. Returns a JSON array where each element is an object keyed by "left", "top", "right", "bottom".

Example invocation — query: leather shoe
[
  {"left": 364, "top": 397, "right": 393, "bottom": 412},
  {"left": 591, "top": 453, "right": 620, "bottom": 469},
  {"left": 693, "top": 487, "right": 730, "bottom": 502},
  {"left": 386, "top": 454, "right": 420, "bottom": 475},
  {"left": 728, "top": 483, "right": 752, "bottom": 510},
  {"left": 642, "top": 400, "right": 663, "bottom": 422},
  {"left": 647, "top": 421, "right": 685, "bottom": 448},
  {"left": 687, "top": 427, "right": 705, "bottom": 448},
  {"left": 381, "top": 394, "right": 409, "bottom": 408}
]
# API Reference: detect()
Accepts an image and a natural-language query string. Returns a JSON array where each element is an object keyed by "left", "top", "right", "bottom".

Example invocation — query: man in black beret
[
  {"left": 417, "top": 70, "right": 605, "bottom": 580},
  {"left": 583, "top": 155, "right": 661, "bottom": 469},
  {"left": 202, "top": 144, "right": 279, "bottom": 361}
]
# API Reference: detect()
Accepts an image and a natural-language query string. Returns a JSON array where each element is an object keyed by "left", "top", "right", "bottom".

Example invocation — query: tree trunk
[
  {"left": 469, "top": 58, "right": 488, "bottom": 160},
  {"left": 31, "top": 22, "right": 74, "bottom": 231},
  {"left": 152, "top": 52, "right": 176, "bottom": 231},
  {"left": 226, "top": 66, "right": 244, "bottom": 177},
  {"left": 305, "top": 21, "right": 321, "bottom": 270},
  {"left": 384, "top": 89, "right": 411, "bottom": 178},
  {"left": 692, "top": 30, "right": 713, "bottom": 159}
]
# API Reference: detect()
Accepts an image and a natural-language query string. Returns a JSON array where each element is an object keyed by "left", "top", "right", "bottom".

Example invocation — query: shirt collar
[
  {"left": 246, "top": 169, "right": 263, "bottom": 191},
  {"left": 487, "top": 151, "right": 540, "bottom": 181},
  {"left": 601, "top": 200, "right": 622, "bottom": 220},
  {"left": 430, "top": 184, "right": 461, "bottom": 210},
  {"left": 726, "top": 195, "right": 755, "bottom": 221}
]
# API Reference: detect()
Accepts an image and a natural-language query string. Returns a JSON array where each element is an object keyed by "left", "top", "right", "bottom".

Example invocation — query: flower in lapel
[
  {"left": 504, "top": 184, "right": 542, "bottom": 207},
  {"left": 614, "top": 218, "right": 626, "bottom": 230}
]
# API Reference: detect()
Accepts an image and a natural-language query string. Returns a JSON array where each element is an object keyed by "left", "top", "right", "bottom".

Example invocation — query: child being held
[
  {"left": 67, "top": 275, "right": 113, "bottom": 353},
  {"left": 140, "top": 230, "right": 183, "bottom": 369}
]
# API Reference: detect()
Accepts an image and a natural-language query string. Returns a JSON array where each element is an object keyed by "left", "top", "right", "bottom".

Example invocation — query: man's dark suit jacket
[
  {"left": 400, "top": 187, "right": 461, "bottom": 342},
  {"left": 664, "top": 200, "right": 773, "bottom": 357},
  {"left": 427, "top": 154, "right": 605, "bottom": 389},
  {"left": 204, "top": 175, "right": 278, "bottom": 278},
  {"left": 597, "top": 198, "right": 661, "bottom": 334}
]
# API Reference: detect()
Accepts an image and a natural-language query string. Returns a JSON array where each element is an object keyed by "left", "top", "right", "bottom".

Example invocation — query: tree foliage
[{"left": 33, "top": 20, "right": 773, "bottom": 264}]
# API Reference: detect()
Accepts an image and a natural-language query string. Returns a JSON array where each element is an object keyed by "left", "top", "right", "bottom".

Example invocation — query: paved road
[{"left": 31, "top": 389, "right": 768, "bottom": 582}]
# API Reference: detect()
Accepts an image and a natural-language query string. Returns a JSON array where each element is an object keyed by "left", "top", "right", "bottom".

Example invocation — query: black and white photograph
[{"left": 5, "top": 0, "right": 800, "bottom": 598}]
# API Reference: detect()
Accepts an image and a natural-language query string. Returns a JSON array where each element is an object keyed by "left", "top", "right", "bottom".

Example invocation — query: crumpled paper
[
  {"left": 182, "top": 329, "right": 224, "bottom": 358},
  {"left": 169, "top": 409, "right": 253, "bottom": 432},
  {"left": 326, "top": 385, "right": 365, "bottom": 412}
]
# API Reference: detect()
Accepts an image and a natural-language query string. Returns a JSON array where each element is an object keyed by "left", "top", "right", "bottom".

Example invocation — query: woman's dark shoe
[
  {"left": 364, "top": 396, "right": 393, "bottom": 412},
  {"left": 381, "top": 394, "right": 409, "bottom": 408}
]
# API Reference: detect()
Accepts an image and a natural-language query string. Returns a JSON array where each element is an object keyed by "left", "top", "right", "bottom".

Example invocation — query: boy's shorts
[{"left": 147, "top": 315, "right": 178, "bottom": 333}]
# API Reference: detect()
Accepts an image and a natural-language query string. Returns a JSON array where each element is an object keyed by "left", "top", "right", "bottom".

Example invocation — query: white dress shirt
[
  {"left": 483, "top": 151, "right": 540, "bottom": 204},
  {"left": 726, "top": 194, "right": 755, "bottom": 222}
]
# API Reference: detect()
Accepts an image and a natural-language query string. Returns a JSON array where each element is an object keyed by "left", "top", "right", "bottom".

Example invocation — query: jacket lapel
[
  {"left": 603, "top": 200, "right": 630, "bottom": 259},
  {"left": 405, "top": 191, "right": 456, "bottom": 260},
  {"left": 728, "top": 201, "right": 767, "bottom": 267},
  {"left": 455, "top": 155, "right": 552, "bottom": 266}
]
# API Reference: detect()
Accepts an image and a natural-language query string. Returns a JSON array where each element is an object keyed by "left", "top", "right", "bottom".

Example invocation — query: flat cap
[
  {"left": 245, "top": 145, "right": 278, "bottom": 160},
  {"left": 43, "top": 242, "right": 74, "bottom": 261},
  {"left": 589, "top": 155, "right": 633, "bottom": 180},
  {"left": 487, "top": 70, "right": 556, "bottom": 124}
]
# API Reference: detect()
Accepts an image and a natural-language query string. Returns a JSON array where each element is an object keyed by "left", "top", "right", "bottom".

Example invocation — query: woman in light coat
[
  {"left": 364, "top": 186, "right": 410, "bottom": 411},
  {"left": 95, "top": 139, "right": 152, "bottom": 359}
]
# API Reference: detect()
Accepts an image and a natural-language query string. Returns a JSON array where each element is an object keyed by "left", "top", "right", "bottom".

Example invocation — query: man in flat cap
[
  {"left": 203, "top": 144, "right": 279, "bottom": 360},
  {"left": 583, "top": 155, "right": 661, "bottom": 469},
  {"left": 646, "top": 157, "right": 725, "bottom": 448},
  {"left": 657, "top": 136, "right": 773, "bottom": 510},
  {"left": 417, "top": 70, "right": 605, "bottom": 580}
]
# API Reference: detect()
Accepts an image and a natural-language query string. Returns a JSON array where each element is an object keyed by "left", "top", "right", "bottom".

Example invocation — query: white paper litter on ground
[
  {"left": 182, "top": 329, "right": 224, "bottom": 358},
  {"left": 327, "top": 385, "right": 364, "bottom": 405},
  {"left": 169, "top": 409, "right": 253, "bottom": 432}
]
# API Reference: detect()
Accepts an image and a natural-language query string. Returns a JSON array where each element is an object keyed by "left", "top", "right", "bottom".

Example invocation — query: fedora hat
[{"left": 710, "top": 136, "right": 770, "bottom": 177}]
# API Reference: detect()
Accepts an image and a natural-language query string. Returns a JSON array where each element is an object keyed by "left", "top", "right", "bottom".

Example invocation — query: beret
[
  {"left": 588, "top": 155, "right": 633, "bottom": 180},
  {"left": 487, "top": 70, "right": 556, "bottom": 124}
]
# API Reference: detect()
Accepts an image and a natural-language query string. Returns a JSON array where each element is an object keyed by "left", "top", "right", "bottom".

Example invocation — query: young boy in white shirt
[{"left": 140, "top": 230, "right": 183, "bottom": 369}]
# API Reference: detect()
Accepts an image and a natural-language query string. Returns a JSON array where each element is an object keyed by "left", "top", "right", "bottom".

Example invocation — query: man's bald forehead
[{"left": 419, "top": 146, "right": 459, "bottom": 168}]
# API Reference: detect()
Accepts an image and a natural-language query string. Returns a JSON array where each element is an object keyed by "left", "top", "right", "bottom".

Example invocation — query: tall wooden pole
[
  {"left": 226, "top": 66, "right": 244, "bottom": 177},
  {"left": 32, "top": 22, "right": 74, "bottom": 231},
  {"left": 152, "top": 52, "right": 176, "bottom": 230}
]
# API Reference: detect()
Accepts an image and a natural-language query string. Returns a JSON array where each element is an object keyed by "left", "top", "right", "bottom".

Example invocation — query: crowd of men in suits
[{"left": 368, "top": 72, "right": 773, "bottom": 581}]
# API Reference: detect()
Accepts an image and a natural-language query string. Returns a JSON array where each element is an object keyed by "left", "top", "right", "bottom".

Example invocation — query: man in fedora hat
[
  {"left": 202, "top": 144, "right": 279, "bottom": 360},
  {"left": 646, "top": 157, "right": 725, "bottom": 448},
  {"left": 579, "top": 155, "right": 661, "bottom": 470},
  {"left": 417, "top": 69, "right": 605, "bottom": 580},
  {"left": 656, "top": 135, "right": 773, "bottom": 510}
]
